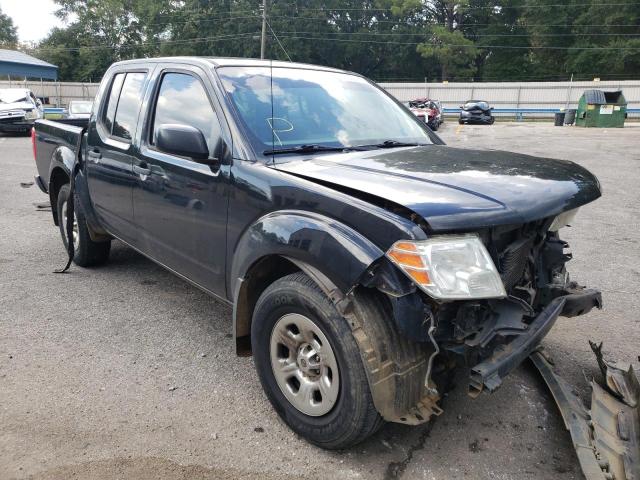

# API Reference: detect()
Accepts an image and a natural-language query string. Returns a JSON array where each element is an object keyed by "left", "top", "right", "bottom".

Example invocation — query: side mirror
[
  {"left": 156, "top": 124, "right": 211, "bottom": 162},
  {"left": 36, "top": 98, "right": 43, "bottom": 107}
]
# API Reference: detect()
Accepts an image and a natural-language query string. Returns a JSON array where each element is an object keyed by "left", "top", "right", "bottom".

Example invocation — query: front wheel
[
  {"left": 57, "top": 184, "right": 111, "bottom": 267},
  {"left": 251, "top": 273, "right": 382, "bottom": 449}
]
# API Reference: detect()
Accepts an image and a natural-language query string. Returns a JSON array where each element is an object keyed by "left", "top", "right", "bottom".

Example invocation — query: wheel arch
[
  {"left": 49, "top": 166, "right": 70, "bottom": 226},
  {"left": 230, "top": 210, "right": 386, "bottom": 355}
]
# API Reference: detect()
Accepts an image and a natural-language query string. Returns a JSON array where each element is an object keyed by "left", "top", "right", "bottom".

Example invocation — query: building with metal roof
[{"left": 0, "top": 49, "right": 58, "bottom": 80}]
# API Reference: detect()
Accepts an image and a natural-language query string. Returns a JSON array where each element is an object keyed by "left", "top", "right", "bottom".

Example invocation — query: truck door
[
  {"left": 132, "top": 66, "right": 230, "bottom": 297},
  {"left": 86, "top": 69, "right": 150, "bottom": 244}
]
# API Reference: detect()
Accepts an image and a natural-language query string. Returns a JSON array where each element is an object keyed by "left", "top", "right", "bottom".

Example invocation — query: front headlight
[
  {"left": 24, "top": 109, "right": 39, "bottom": 120},
  {"left": 549, "top": 208, "right": 579, "bottom": 231},
  {"left": 386, "top": 235, "right": 507, "bottom": 300}
]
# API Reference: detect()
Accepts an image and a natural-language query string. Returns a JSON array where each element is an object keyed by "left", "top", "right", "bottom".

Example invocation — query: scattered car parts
[{"left": 532, "top": 343, "right": 639, "bottom": 480}]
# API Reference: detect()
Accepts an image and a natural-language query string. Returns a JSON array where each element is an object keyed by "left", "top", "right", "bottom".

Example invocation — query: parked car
[
  {"left": 0, "top": 88, "right": 43, "bottom": 134},
  {"left": 33, "top": 57, "right": 602, "bottom": 450},
  {"left": 407, "top": 98, "right": 443, "bottom": 130},
  {"left": 66, "top": 100, "right": 93, "bottom": 119},
  {"left": 459, "top": 100, "right": 495, "bottom": 125}
]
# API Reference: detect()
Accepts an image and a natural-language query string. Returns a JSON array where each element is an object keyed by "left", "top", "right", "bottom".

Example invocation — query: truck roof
[{"left": 110, "top": 56, "right": 348, "bottom": 74}]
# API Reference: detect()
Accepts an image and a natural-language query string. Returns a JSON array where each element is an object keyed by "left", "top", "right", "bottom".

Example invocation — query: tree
[
  {"left": 0, "top": 6, "right": 18, "bottom": 47},
  {"left": 392, "top": 0, "right": 479, "bottom": 80}
]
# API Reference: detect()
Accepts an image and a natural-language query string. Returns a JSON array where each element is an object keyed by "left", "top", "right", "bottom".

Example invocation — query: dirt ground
[{"left": 1, "top": 122, "right": 638, "bottom": 480}]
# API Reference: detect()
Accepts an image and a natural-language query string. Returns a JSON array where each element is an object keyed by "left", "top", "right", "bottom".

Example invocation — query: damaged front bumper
[
  {"left": 531, "top": 344, "right": 640, "bottom": 480},
  {"left": 468, "top": 288, "right": 602, "bottom": 397}
]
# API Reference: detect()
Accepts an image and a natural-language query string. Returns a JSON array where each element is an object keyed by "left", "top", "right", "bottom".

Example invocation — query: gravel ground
[{"left": 1, "top": 122, "right": 638, "bottom": 480}]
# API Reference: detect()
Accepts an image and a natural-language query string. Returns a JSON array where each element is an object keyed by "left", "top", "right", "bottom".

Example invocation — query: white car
[
  {"left": 66, "top": 100, "right": 93, "bottom": 120},
  {"left": 0, "top": 88, "right": 44, "bottom": 134}
]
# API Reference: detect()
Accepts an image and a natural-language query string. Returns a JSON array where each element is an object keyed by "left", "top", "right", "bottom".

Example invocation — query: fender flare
[
  {"left": 230, "top": 210, "right": 385, "bottom": 298},
  {"left": 47, "top": 145, "right": 108, "bottom": 239},
  {"left": 230, "top": 210, "right": 385, "bottom": 349}
]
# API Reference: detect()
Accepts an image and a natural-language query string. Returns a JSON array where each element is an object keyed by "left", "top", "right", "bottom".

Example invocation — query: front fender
[{"left": 229, "top": 210, "right": 384, "bottom": 301}]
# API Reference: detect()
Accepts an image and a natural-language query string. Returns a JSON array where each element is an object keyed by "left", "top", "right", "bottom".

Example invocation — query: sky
[{"left": 0, "top": 0, "right": 61, "bottom": 43}]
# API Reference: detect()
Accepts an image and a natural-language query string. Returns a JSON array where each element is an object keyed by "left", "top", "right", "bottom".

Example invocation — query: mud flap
[{"left": 531, "top": 345, "right": 640, "bottom": 480}]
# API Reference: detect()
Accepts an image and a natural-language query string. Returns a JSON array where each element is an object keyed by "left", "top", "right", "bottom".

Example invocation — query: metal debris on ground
[
  {"left": 33, "top": 202, "right": 51, "bottom": 211},
  {"left": 531, "top": 344, "right": 639, "bottom": 480}
]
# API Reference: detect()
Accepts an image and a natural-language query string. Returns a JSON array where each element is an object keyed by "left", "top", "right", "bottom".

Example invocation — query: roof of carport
[{"left": 0, "top": 49, "right": 58, "bottom": 80}]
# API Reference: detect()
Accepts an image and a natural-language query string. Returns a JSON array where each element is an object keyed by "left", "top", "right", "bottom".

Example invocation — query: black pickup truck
[{"left": 33, "top": 57, "right": 603, "bottom": 450}]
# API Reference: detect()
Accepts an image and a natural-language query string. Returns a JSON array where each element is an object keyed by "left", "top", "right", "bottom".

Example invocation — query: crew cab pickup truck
[{"left": 33, "top": 57, "right": 603, "bottom": 450}]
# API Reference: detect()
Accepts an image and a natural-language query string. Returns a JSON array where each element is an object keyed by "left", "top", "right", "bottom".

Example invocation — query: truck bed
[{"left": 33, "top": 118, "right": 87, "bottom": 192}]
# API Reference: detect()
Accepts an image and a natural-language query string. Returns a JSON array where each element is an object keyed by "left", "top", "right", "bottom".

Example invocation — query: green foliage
[
  {"left": 0, "top": 6, "right": 18, "bottom": 47},
  {"left": 417, "top": 26, "right": 478, "bottom": 80},
  {"left": 28, "top": 0, "right": 640, "bottom": 83}
]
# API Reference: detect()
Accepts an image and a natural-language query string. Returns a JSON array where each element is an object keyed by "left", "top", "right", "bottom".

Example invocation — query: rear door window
[
  {"left": 102, "top": 72, "right": 146, "bottom": 141},
  {"left": 112, "top": 73, "right": 146, "bottom": 141},
  {"left": 103, "top": 73, "right": 125, "bottom": 134}
]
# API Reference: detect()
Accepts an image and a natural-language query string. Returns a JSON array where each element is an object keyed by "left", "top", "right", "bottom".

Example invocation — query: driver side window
[{"left": 151, "top": 72, "right": 221, "bottom": 155}]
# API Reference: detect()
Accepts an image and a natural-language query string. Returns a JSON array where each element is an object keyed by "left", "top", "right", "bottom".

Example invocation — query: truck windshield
[{"left": 217, "top": 66, "right": 433, "bottom": 156}]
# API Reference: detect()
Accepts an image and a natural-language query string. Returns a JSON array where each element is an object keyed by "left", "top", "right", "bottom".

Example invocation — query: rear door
[
  {"left": 132, "top": 64, "right": 231, "bottom": 296},
  {"left": 86, "top": 68, "right": 151, "bottom": 243}
]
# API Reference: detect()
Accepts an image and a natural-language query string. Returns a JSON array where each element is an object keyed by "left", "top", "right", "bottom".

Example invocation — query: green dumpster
[{"left": 575, "top": 90, "right": 627, "bottom": 128}]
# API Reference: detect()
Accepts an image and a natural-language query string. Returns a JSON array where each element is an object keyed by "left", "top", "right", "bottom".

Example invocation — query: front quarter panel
[{"left": 231, "top": 210, "right": 384, "bottom": 298}]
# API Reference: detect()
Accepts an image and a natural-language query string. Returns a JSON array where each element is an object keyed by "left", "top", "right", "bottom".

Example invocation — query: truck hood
[{"left": 274, "top": 145, "right": 601, "bottom": 231}]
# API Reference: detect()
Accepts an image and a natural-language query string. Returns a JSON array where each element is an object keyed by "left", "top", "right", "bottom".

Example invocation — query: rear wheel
[
  {"left": 251, "top": 272, "right": 382, "bottom": 449},
  {"left": 57, "top": 184, "right": 111, "bottom": 267}
]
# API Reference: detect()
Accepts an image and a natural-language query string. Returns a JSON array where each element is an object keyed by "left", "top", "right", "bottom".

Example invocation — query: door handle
[
  {"left": 87, "top": 149, "right": 102, "bottom": 162},
  {"left": 133, "top": 163, "right": 151, "bottom": 176}
]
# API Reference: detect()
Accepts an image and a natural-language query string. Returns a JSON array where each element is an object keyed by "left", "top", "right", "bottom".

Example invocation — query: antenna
[
  {"left": 266, "top": 20, "right": 293, "bottom": 62},
  {"left": 269, "top": 58, "right": 275, "bottom": 165}
]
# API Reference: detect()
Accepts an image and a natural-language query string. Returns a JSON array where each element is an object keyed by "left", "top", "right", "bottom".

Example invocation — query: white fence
[
  {"left": 379, "top": 80, "right": 640, "bottom": 117},
  {"left": 0, "top": 79, "right": 99, "bottom": 106},
  {"left": 2, "top": 78, "right": 639, "bottom": 117}
]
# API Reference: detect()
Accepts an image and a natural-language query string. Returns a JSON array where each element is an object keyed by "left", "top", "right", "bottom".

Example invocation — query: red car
[{"left": 406, "top": 98, "right": 443, "bottom": 131}]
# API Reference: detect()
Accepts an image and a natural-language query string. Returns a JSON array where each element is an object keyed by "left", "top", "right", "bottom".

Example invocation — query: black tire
[
  {"left": 458, "top": 119, "right": 464, "bottom": 124},
  {"left": 251, "top": 272, "right": 383, "bottom": 449},
  {"left": 57, "top": 184, "right": 111, "bottom": 267}
]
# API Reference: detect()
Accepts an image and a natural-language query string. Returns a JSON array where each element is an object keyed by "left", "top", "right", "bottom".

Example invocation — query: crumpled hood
[
  {"left": 0, "top": 101, "right": 34, "bottom": 115},
  {"left": 274, "top": 145, "right": 601, "bottom": 231}
]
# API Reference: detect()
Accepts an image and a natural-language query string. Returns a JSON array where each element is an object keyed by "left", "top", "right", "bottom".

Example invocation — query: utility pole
[{"left": 260, "top": 0, "right": 268, "bottom": 59}]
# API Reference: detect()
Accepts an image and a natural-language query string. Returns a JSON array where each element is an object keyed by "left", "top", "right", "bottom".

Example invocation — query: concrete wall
[
  {"left": 379, "top": 80, "right": 640, "bottom": 117},
  {"left": 2, "top": 78, "right": 638, "bottom": 118},
  {"left": 0, "top": 79, "right": 99, "bottom": 106}
]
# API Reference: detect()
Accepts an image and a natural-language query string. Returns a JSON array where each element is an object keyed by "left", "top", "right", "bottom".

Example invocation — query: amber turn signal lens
[
  {"left": 387, "top": 250, "right": 425, "bottom": 269},
  {"left": 386, "top": 241, "right": 433, "bottom": 286},
  {"left": 393, "top": 241, "right": 419, "bottom": 252},
  {"left": 405, "top": 268, "right": 431, "bottom": 285}
]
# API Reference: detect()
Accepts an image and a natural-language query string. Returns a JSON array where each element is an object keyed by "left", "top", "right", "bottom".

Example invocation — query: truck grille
[{"left": 0, "top": 110, "right": 26, "bottom": 123}]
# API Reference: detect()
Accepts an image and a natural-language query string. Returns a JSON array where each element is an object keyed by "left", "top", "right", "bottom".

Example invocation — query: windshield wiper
[
  {"left": 364, "top": 140, "right": 429, "bottom": 149},
  {"left": 263, "top": 144, "right": 368, "bottom": 156}
]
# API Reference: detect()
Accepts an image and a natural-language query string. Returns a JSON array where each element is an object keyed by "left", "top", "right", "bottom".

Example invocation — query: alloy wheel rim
[{"left": 269, "top": 313, "right": 340, "bottom": 416}]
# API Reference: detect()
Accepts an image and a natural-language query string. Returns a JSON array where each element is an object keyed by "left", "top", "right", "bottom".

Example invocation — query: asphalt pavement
[{"left": 1, "top": 122, "right": 639, "bottom": 480}]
